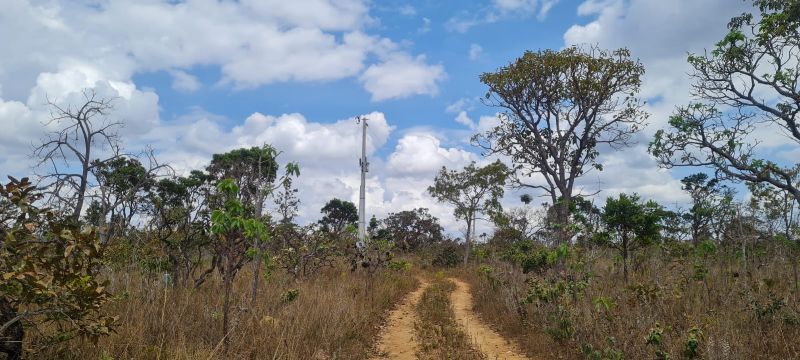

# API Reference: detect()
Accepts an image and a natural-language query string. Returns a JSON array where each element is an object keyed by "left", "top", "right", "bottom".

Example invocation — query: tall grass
[
  {"left": 467, "top": 244, "right": 800, "bottom": 359},
  {"left": 32, "top": 264, "right": 416, "bottom": 359}
]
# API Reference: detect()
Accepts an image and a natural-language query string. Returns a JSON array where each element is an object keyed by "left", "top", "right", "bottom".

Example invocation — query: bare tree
[{"left": 32, "top": 89, "right": 123, "bottom": 222}]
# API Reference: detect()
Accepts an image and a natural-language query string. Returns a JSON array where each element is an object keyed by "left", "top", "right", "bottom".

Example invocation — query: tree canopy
[
  {"left": 474, "top": 46, "right": 648, "bottom": 244},
  {"left": 650, "top": 0, "right": 800, "bottom": 202}
]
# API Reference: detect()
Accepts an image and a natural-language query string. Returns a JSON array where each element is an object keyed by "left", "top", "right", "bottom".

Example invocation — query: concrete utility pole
[{"left": 357, "top": 116, "right": 369, "bottom": 247}]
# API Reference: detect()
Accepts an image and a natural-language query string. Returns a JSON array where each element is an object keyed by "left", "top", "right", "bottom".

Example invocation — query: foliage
[
  {"left": 382, "top": 208, "right": 444, "bottom": 251},
  {"left": 276, "top": 224, "right": 337, "bottom": 279},
  {"left": 431, "top": 240, "right": 464, "bottom": 268},
  {"left": 474, "top": 45, "right": 648, "bottom": 244},
  {"left": 0, "top": 177, "right": 115, "bottom": 359},
  {"left": 649, "top": 0, "right": 800, "bottom": 202},
  {"left": 319, "top": 198, "right": 358, "bottom": 235},
  {"left": 645, "top": 323, "right": 671, "bottom": 360},
  {"left": 683, "top": 327, "right": 703, "bottom": 359},
  {"left": 208, "top": 178, "right": 269, "bottom": 353},
  {"left": 428, "top": 161, "right": 508, "bottom": 265},
  {"left": 146, "top": 170, "right": 213, "bottom": 287},
  {"left": 679, "top": 173, "right": 735, "bottom": 244},
  {"left": 387, "top": 259, "right": 412, "bottom": 272},
  {"left": 581, "top": 338, "right": 624, "bottom": 360},
  {"left": 595, "top": 193, "right": 664, "bottom": 281}
]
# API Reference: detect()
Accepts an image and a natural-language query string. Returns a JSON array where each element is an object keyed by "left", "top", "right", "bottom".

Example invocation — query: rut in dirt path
[
  {"left": 449, "top": 278, "right": 530, "bottom": 360},
  {"left": 371, "top": 278, "right": 429, "bottom": 360}
]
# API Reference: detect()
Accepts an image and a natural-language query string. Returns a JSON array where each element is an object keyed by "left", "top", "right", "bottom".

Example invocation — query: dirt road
[
  {"left": 372, "top": 277, "right": 528, "bottom": 360},
  {"left": 449, "top": 278, "right": 529, "bottom": 360},
  {"left": 371, "top": 279, "right": 429, "bottom": 360}
]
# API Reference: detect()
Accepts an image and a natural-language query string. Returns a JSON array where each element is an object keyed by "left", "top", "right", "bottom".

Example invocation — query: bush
[{"left": 432, "top": 241, "right": 463, "bottom": 267}]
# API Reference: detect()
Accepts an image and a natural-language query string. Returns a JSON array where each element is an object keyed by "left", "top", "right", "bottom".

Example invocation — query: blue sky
[
  {"left": 1, "top": 0, "right": 775, "bottom": 232},
  {"left": 128, "top": 0, "right": 582, "bottom": 158}
]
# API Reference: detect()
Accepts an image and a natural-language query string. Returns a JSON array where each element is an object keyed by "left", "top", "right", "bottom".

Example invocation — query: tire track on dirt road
[
  {"left": 449, "top": 278, "right": 529, "bottom": 360},
  {"left": 371, "top": 278, "right": 430, "bottom": 360}
]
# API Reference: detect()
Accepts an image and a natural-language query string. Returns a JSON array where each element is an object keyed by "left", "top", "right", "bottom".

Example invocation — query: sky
[{"left": 1, "top": 0, "right": 775, "bottom": 234}]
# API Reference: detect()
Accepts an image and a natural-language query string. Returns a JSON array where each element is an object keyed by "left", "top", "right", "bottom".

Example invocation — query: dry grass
[
  {"left": 31, "top": 263, "right": 416, "bottom": 360},
  {"left": 415, "top": 274, "right": 486, "bottom": 360},
  {"left": 466, "top": 245, "right": 800, "bottom": 359}
]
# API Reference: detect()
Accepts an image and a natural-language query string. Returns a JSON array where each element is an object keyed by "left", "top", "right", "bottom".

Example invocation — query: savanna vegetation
[{"left": 2, "top": 1, "right": 799, "bottom": 359}]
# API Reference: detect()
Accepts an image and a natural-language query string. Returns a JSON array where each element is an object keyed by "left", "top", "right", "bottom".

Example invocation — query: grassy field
[
  {"left": 31, "top": 265, "right": 416, "bottom": 360},
  {"left": 466, "top": 245, "right": 800, "bottom": 359}
]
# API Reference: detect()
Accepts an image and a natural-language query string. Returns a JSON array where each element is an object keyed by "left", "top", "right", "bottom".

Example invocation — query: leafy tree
[
  {"left": 0, "top": 177, "right": 115, "bottom": 360},
  {"left": 474, "top": 46, "right": 648, "bottom": 244},
  {"left": 747, "top": 171, "right": 800, "bottom": 289},
  {"left": 274, "top": 178, "right": 300, "bottom": 226},
  {"left": 207, "top": 146, "right": 280, "bottom": 216},
  {"left": 209, "top": 179, "right": 268, "bottom": 354},
  {"left": 596, "top": 193, "right": 664, "bottom": 282},
  {"left": 650, "top": 0, "right": 800, "bottom": 202},
  {"left": 383, "top": 208, "right": 444, "bottom": 251},
  {"left": 319, "top": 198, "right": 358, "bottom": 235},
  {"left": 367, "top": 215, "right": 384, "bottom": 240},
  {"left": 428, "top": 161, "right": 508, "bottom": 265},
  {"left": 207, "top": 145, "right": 298, "bottom": 303},
  {"left": 277, "top": 224, "right": 337, "bottom": 280},
  {"left": 91, "top": 156, "right": 159, "bottom": 244},
  {"left": 146, "top": 171, "right": 214, "bottom": 287},
  {"left": 680, "top": 173, "right": 735, "bottom": 245}
]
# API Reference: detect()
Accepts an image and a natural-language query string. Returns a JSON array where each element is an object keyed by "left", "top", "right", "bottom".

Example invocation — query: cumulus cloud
[
  {"left": 0, "top": 65, "right": 160, "bottom": 178},
  {"left": 360, "top": 54, "right": 446, "bottom": 102},
  {"left": 387, "top": 132, "right": 476, "bottom": 177},
  {"left": 0, "top": 0, "right": 441, "bottom": 101},
  {"left": 563, "top": 0, "right": 749, "bottom": 130}
]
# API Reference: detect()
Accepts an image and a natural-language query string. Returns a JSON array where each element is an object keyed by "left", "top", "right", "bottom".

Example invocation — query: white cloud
[
  {"left": 0, "top": 0, "right": 441, "bottom": 100},
  {"left": 398, "top": 5, "right": 417, "bottom": 16},
  {"left": 469, "top": 44, "right": 483, "bottom": 60},
  {"left": 360, "top": 54, "right": 446, "bottom": 101},
  {"left": 0, "top": 65, "right": 161, "bottom": 178},
  {"left": 455, "top": 111, "right": 476, "bottom": 129},
  {"left": 564, "top": 0, "right": 749, "bottom": 131},
  {"left": 169, "top": 70, "right": 201, "bottom": 93},
  {"left": 538, "top": 0, "right": 559, "bottom": 20},
  {"left": 557, "top": 0, "right": 753, "bottom": 206},
  {"left": 387, "top": 132, "right": 476, "bottom": 177},
  {"left": 446, "top": 0, "right": 560, "bottom": 33},
  {"left": 446, "top": 97, "right": 477, "bottom": 114},
  {"left": 493, "top": 0, "right": 539, "bottom": 12}
]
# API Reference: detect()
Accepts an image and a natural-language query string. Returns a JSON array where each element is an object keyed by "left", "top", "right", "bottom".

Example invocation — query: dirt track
[
  {"left": 371, "top": 277, "right": 528, "bottom": 359},
  {"left": 449, "top": 278, "right": 529, "bottom": 360},
  {"left": 371, "top": 279, "right": 429, "bottom": 360}
]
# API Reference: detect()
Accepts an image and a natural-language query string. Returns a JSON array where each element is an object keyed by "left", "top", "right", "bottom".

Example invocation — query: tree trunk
[
  {"left": 0, "top": 298, "right": 23, "bottom": 360},
  {"left": 463, "top": 216, "right": 472, "bottom": 266},
  {"left": 222, "top": 257, "right": 233, "bottom": 355},
  {"left": 622, "top": 235, "right": 629, "bottom": 283},
  {"left": 250, "top": 190, "right": 266, "bottom": 306},
  {"left": 250, "top": 240, "right": 262, "bottom": 305},
  {"left": 554, "top": 195, "right": 572, "bottom": 246}
]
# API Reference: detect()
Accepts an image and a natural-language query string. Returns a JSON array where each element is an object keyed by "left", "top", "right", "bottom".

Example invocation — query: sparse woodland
[{"left": 2, "top": 1, "right": 800, "bottom": 359}]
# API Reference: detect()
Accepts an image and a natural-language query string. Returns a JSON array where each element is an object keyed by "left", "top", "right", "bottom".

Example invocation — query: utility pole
[{"left": 357, "top": 116, "right": 369, "bottom": 247}]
